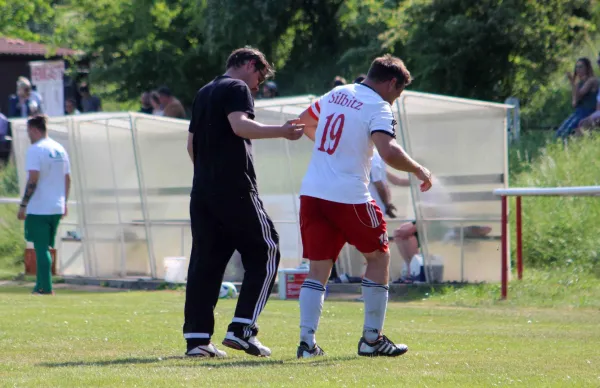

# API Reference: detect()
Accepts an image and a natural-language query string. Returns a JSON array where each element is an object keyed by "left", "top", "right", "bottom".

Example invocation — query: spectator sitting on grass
[
  {"left": 575, "top": 53, "right": 600, "bottom": 134},
  {"left": 555, "top": 58, "right": 599, "bottom": 139},
  {"left": 150, "top": 91, "right": 164, "bottom": 116}
]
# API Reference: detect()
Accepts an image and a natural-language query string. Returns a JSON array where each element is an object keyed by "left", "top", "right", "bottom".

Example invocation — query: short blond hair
[{"left": 17, "top": 76, "right": 31, "bottom": 91}]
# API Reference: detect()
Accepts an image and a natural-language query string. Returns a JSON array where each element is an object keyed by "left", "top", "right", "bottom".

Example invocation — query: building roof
[{"left": 0, "top": 37, "right": 80, "bottom": 57}]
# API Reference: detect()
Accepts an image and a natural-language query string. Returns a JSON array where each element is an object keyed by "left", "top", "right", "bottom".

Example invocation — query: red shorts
[{"left": 300, "top": 195, "right": 389, "bottom": 261}]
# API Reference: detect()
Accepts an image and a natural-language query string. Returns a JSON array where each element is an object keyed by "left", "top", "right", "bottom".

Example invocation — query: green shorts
[{"left": 24, "top": 214, "right": 62, "bottom": 248}]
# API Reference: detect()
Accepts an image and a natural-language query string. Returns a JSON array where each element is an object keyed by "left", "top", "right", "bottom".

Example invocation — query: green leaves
[
  {"left": 511, "top": 134, "right": 600, "bottom": 269},
  {"left": 397, "top": 0, "right": 595, "bottom": 102},
  {"left": 0, "top": 0, "right": 55, "bottom": 42},
  {"left": 151, "top": 1, "right": 181, "bottom": 31},
  {"left": 1, "top": 0, "right": 597, "bottom": 110}
]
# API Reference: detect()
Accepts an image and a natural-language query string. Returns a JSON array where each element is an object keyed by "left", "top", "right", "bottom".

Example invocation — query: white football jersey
[
  {"left": 300, "top": 83, "right": 396, "bottom": 204},
  {"left": 368, "top": 149, "right": 387, "bottom": 210}
]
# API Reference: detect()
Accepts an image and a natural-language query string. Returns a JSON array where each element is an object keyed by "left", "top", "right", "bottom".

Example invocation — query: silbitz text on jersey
[{"left": 328, "top": 92, "right": 364, "bottom": 111}]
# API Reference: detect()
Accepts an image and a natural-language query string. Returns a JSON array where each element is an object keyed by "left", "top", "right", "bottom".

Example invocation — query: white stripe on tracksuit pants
[{"left": 183, "top": 191, "right": 281, "bottom": 343}]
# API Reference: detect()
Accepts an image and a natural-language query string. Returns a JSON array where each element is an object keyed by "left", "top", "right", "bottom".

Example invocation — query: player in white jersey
[{"left": 294, "top": 55, "right": 432, "bottom": 358}]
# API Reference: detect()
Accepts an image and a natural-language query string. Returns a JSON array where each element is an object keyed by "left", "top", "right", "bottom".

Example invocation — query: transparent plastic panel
[
  {"left": 56, "top": 222, "right": 85, "bottom": 276},
  {"left": 82, "top": 224, "right": 149, "bottom": 277},
  {"left": 399, "top": 93, "right": 508, "bottom": 282},
  {"left": 131, "top": 115, "right": 191, "bottom": 276},
  {"left": 151, "top": 224, "right": 191, "bottom": 279},
  {"left": 254, "top": 102, "right": 313, "bottom": 267},
  {"left": 9, "top": 94, "right": 508, "bottom": 283},
  {"left": 132, "top": 114, "right": 191, "bottom": 222},
  {"left": 73, "top": 116, "right": 149, "bottom": 277}
]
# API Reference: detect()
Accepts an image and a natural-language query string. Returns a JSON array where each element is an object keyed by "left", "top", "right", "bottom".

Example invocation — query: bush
[
  {"left": 0, "top": 163, "right": 25, "bottom": 276},
  {"left": 509, "top": 131, "right": 553, "bottom": 178},
  {"left": 511, "top": 133, "right": 600, "bottom": 270}
]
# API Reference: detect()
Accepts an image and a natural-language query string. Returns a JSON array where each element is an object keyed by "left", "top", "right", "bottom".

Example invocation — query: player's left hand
[{"left": 17, "top": 207, "right": 26, "bottom": 221}]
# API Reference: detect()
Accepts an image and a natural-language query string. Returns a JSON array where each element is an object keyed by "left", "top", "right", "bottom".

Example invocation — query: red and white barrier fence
[{"left": 493, "top": 186, "right": 600, "bottom": 299}]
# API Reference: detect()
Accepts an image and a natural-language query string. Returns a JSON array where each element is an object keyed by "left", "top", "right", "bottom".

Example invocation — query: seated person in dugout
[
  {"left": 377, "top": 166, "right": 492, "bottom": 283},
  {"left": 335, "top": 156, "right": 494, "bottom": 284}
]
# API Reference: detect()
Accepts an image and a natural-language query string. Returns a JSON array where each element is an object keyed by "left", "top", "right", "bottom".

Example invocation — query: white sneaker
[
  {"left": 222, "top": 332, "right": 271, "bottom": 357},
  {"left": 358, "top": 335, "right": 408, "bottom": 357},
  {"left": 186, "top": 343, "right": 227, "bottom": 358},
  {"left": 297, "top": 341, "right": 326, "bottom": 359}
]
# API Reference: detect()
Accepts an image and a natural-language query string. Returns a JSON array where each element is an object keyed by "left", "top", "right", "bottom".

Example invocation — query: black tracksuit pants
[{"left": 183, "top": 191, "right": 281, "bottom": 344}]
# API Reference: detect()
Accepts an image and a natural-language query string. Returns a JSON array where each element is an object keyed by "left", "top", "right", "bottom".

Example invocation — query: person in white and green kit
[{"left": 17, "top": 115, "right": 71, "bottom": 295}]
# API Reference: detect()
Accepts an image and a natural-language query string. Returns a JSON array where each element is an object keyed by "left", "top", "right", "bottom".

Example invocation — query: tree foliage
[
  {"left": 398, "top": 0, "right": 596, "bottom": 102},
  {"left": 0, "top": 0, "right": 55, "bottom": 42},
  {"left": 1, "top": 0, "right": 598, "bottom": 110}
]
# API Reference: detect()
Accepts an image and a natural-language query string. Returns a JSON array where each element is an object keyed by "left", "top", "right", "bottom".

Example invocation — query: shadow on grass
[
  {"left": 39, "top": 355, "right": 358, "bottom": 368},
  {"left": 0, "top": 285, "right": 125, "bottom": 295},
  {"left": 326, "top": 283, "right": 472, "bottom": 303}
]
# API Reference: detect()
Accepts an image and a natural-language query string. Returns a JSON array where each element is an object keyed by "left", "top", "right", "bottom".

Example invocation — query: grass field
[
  {"left": 1, "top": 284, "right": 599, "bottom": 387},
  {"left": 1, "top": 97, "right": 599, "bottom": 387}
]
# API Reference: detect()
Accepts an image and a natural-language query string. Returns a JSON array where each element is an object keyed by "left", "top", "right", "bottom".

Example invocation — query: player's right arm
[
  {"left": 297, "top": 97, "right": 324, "bottom": 142},
  {"left": 369, "top": 102, "right": 432, "bottom": 192}
]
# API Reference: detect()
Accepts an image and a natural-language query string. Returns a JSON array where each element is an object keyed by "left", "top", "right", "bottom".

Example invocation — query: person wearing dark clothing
[
  {"left": 183, "top": 46, "right": 305, "bottom": 358},
  {"left": 79, "top": 83, "right": 102, "bottom": 113},
  {"left": 555, "top": 58, "right": 599, "bottom": 139},
  {"left": 139, "top": 92, "right": 153, "bottom": 114}
]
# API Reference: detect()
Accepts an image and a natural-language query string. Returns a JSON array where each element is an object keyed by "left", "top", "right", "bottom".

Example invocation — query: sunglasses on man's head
[{"left": 257, "top": 69, "right": 268, "bottom": 85}]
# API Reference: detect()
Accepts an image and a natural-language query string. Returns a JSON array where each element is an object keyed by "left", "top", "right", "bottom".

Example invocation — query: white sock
[
  {"left": 361, "top": 277, "right": 389, "bottom": 342},
  {"left": 299, "top": 279, "right": 325, "bottom": 348}
]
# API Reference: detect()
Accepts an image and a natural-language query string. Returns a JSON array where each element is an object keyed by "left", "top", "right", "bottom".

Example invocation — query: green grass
[
  {"left": 425, "top": 268, "right": 600, "bottom": 309},
  {"left": 509, "top": 133, "right": 600, "bottom": 269},
  {"left": 0, "top": 286, "right": 599, "bottom": 387},
  {"left": 0, "top": 163, "right": 24, "bottom": 279},
  {"left": 508, "top": 130, "right": 553, "bottom": 178}
]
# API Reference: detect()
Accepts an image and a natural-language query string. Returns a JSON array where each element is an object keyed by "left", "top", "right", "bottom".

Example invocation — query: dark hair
[
  {"left": 354, "top": 74, "right": 367, "bottom": 84},
  {"left": 263, "top": 81, "right": 279, "bottom": 97},
  {"left": 575, "top": 57, "right": 594, "bottom": 78},
  {"left": 151, "top": 91, "right": 160, "bottom": 104},
  {"left": 332, "top": 76, "right": 346, "bottom": 87},
  {"left": 367, "top": 54, "right": 412, "bottom": 89},
  {"left": 66, "top": 98, "right": 76, "bottom": 104},
  {"left": 27, "top": 114, "right": 47, "bottom": 133},
  {"left": 79, "top": 83, "right": 89, "bottom": 93},
  {"left": 141, "top": 91, "right": 151, "bottom": 105},
  {"left": 157, "top": 86, "right": 172, "bottom": 97},
  {"left": 226, "top": 46, "right": 274, "bottom": 78}
]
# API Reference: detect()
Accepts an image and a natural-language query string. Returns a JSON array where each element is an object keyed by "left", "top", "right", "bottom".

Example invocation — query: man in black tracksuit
[{"left": 183, "top": 47, "right": 305, "bottom": 358}]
